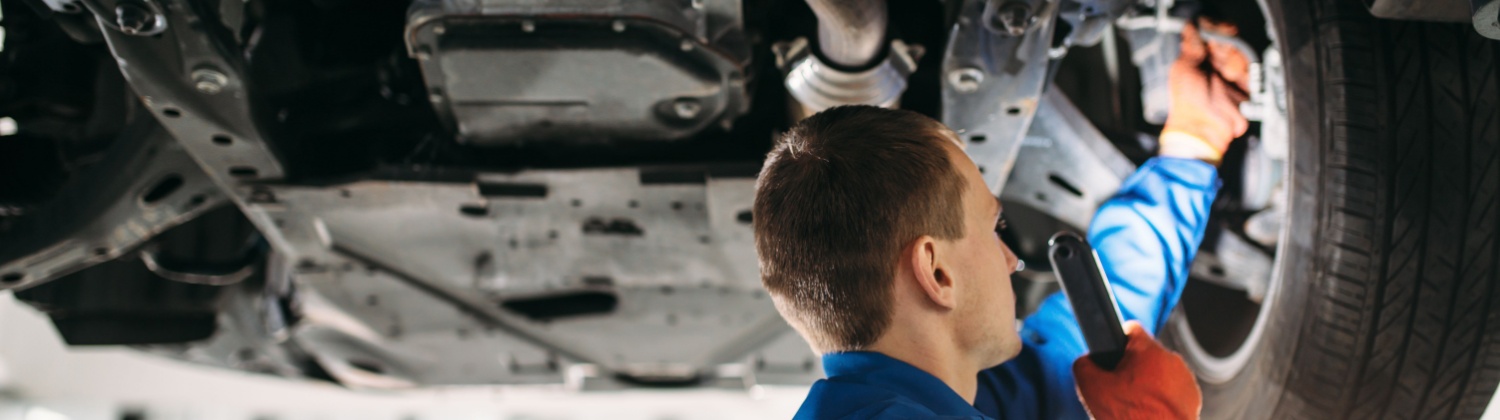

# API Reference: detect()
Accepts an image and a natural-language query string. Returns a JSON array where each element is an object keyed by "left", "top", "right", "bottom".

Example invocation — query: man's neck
[{"left": 867, "top": 332, "right": 979, "bottom": 404}]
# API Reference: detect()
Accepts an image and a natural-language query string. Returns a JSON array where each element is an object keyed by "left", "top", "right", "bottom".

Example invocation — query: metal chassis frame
[
  {"left": 35, "top": 0, "right": 802, "bottom": 388},
  {"left": 942, "top": 0, "right": 1064, "bottom": 196},
  {"left": 0, "top": 0, "right": 1202, "bottom": 389},
  {"left": 0, "top": 117, "right": 229, "bottom": 290}
]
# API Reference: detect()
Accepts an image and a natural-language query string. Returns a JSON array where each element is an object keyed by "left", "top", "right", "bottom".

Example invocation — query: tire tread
[{"left": 1275, "top": 2, "right": 1500, "bottom": 419}]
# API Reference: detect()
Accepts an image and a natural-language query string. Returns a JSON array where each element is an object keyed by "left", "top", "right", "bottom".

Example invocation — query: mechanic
[{"left": 752, "top": 21, "right": 1250, "bottom": 419}]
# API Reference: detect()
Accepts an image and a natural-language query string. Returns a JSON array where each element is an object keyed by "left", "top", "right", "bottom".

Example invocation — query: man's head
[{"left": 754, "top": 106, "right": 1022, "bottom": 367}]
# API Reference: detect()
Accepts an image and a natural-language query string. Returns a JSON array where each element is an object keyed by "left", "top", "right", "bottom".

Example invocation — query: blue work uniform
[{"left": 793, "top": 157, "right": 1221, "bottom": 419}]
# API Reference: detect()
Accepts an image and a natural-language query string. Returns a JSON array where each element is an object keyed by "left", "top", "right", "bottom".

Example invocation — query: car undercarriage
[{"left": 4, "top": 0, "right": 1500, "bottom": 418}]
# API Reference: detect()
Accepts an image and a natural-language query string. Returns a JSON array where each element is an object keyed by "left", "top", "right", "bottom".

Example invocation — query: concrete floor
[{"left": 0, "top": 290, "right": 1496, "bottom": 420}]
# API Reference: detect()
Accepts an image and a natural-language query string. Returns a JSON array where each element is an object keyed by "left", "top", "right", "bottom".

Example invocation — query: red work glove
[
  {"left": 1160, "top": 20, "right": 1251, "bottom": 164},
  {"left": 1073, "top": 321, "right": 1202, "bottom": 420}
]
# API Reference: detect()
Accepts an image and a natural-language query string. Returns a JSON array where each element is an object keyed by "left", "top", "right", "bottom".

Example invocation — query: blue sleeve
[{"left": 974, "top": 157, "right": 1219, "bottom": 419}]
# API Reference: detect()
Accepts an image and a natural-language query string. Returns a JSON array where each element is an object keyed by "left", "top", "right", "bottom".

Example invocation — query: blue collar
[{"left": 820, "top": 351, "right": 988, "bottom": 418}]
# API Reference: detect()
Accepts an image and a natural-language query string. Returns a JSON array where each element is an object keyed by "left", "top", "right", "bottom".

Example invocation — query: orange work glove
[
  {"left": 1160, "top": 20, "right": 1252, "bottom": 165},
  {"left": 1073, "top": 321, "right": 1202, "bottom": 420}
]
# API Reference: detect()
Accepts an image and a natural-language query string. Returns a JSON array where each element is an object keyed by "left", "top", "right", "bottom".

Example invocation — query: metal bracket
[
  {"left": 1189, "top": 228, "right": 1273, "bottom": 302},
  {"left": 139, "top": 244, "right": 258, "bottom": 286},
  {"left": 942, "top": 0, "right": 1063, "bottom": 195},
  {"left": 91, "top": 0, "right": 286, "bottom": 184},
  {"left": 1001, "top": 87, "right": 1135, "bottom": 231},
  {"left": 90, "top": 0, "right": 312, "bottom": 280},
  {"left": 0, "top": 119, "right": 228, "bottom": 290}
]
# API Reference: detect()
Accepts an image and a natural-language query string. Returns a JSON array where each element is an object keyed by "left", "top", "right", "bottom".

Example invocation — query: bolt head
[
  {"left": 195, "top": 81, "right": 222, "bottom": 94},
  {"left": 672, "top": 98, "right": 703, "bottom": 119},
  {"left": 995, "top": 2, "right": 1033, "bottom": 37},
  {"left": 948, "top": 68, "right": 985, "bottom": 93},
  {"left": 115, "top": 3, "right": 157, "bottom": 35},
  {"left": 191, "top": 68, "right": 229, "bottom": 95}
]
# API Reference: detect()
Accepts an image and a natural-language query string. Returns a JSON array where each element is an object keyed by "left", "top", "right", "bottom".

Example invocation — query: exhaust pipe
[
  {"left": 807, "top": 0, "right": 889, "bottom": 68},
  {"left": 777, "top": 0, "right": 921, "bottom": 119}
]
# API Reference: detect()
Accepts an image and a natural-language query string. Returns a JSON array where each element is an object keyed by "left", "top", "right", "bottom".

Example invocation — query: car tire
[{"left": 1162, "top": 0, "right": 1500, "bottom": 418}]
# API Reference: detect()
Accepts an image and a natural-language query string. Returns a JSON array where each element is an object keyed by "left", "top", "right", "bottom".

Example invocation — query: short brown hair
[{"left": 753, "top": 106, "right": 968, "bottom": 352}]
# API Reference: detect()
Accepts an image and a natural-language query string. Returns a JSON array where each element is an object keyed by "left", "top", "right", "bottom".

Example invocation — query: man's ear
[{"left": 906, "top": 235, "right": 958, "bottom": 310}]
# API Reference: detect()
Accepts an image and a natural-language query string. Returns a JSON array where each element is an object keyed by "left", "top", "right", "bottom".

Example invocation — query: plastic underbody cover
[{"left": 405, "top": 0, "right": 751, "bottom": 145}]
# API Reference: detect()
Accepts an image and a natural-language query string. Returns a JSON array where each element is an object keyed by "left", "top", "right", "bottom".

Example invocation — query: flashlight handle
[{"left": 1047, "top": 231, "right": 1129, "bottom": 370}]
